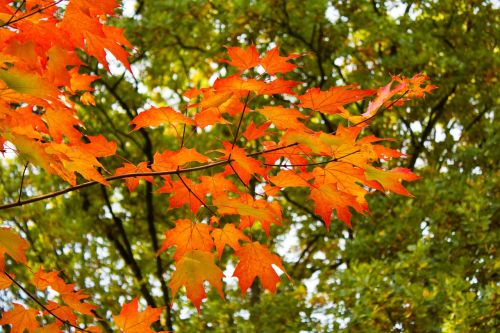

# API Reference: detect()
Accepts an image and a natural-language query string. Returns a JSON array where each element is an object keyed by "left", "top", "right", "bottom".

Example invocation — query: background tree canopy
[{"left": 1, "top": 0, "right": 498, "bottom": 332}]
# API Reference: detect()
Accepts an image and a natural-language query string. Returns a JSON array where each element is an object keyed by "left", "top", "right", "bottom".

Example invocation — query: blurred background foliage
[{"left": 1, "top": 0, "right": 498, "bottom": 332}]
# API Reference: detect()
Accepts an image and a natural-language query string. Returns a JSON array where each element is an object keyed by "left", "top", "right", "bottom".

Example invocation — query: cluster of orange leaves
[{"left": 0, "top": 0, "right": 436, "bottom": 332}]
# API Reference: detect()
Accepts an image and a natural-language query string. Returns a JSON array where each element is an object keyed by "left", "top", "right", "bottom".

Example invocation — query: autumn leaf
[
  {"left": 0, "top": 303, "right": 40, "bottom": 333},
  {"left": 0, "top": 227, "right": 29, "bottom": 270},
  {"left": 157, "top": 219, "right": 214, "bottom": 260},
  {"left": 113, "top": 298, "right": 166, "bottom": 333},
  {"left": 0, "top": 68, "right": 60, "bottom": 100},
  {"left": 364, "top": 166, "right": 419, "bottom": 196},
  {"left": 258, "top": 78, "right": 301, "bottom": 95},
  {"left": 0, "top": 271, "right": 13, "bottom": 289},
  {"left": 260, "top": 47, "right": 300, "bottom": 75},
  {"left": 152, "top": 147, "right": 210, "bottom": 171},
  {"left": 221, "top": 44, "right": 260, "bottom": 71},
  {"left": 129, "top": 106, "right": 194, "bottom": 131},
  {"left": 211, "top": 223, "right": 250, "bottom": 257},
  {"left": 213, "top": 194, "right": 282, "bottom": 235},
  {"left": 169, "top": 250, "right": 225, "bottom": 311},
  {"left": 213, "top": 74, "right": 266, "bottom": 93},
  {"left": 233, "top": 242, "right": 290, "bottom": 295},
  {"left": 114, "top": 162, "right": 154, "bottom": 192},
  {"left": 309, "top": 183, "right": 364, "bottom": 228},
  {"left": 269, "top": 169, "right": 313, "bottom": 188},
  {"left": 299, "top": 85, "right": 376, "bottom": 114},
  {"left": 218, "top": 142, "right": 266, "bottom": 185},
  {"left": 32, "top": 268, "right": 97, "bottom": 316},
  {"left": 44, "top": 301, "right": 78, "bottom": 327},
  {"left": 242, "top": 121, "right": 271, "bottom": 141},
  {"left": 33, "top": 268, "right": 73, "bottom": 294},
  {"left": 257, "top": 105, "right": 309, "bottom": 132}
]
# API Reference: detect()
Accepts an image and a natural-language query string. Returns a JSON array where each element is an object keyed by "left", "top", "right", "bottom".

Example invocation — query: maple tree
[{"left": 0, "top": 1, "right": 439, "bottom": 332}]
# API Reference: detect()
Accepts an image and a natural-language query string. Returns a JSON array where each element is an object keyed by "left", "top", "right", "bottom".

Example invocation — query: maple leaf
[
  {"left": 189, "top": 91, "right": 234, "bottom": 109},
  {"left": 221, "top": 44, "right": 260, "bottom": 71},
  {"left": 44, "top": 301, "right": 77, "bottom": 327},
  {"left": 260, "top": 47, "right": 300, "bottom": 75},
  {"left": 0, "top": 271, "right": 13, "bottom": 289},
  {"left": 0, "top": 303, "right": 40, "bottom": 333},
  {"left": 269, "top": 169, "right": 313, "bottom": 188},
  {"left": 34, "top": 323, "right": 65, "bottom": 333},
  {"left": 362, "top": 78, "right": 407, "bottom": 119},
  {"left": 218, "top": 142, "right": 266, "bottom": 185},
  {"left": 129, "top": 106, "right": 194, "bottom": 131},
  {"left": 113, "top": 298, "right": 166, "bottom": 333},
  {"left": 299, "top": 85, "right": 376, "bottom": 114},
  {"left": 0, "top": 68, "right": 59, "bottom": 100},
  {"left": 157, "top": 219, "right": 214, "bottom": 261},
  {"left": 169, "top": 250, "right": 225, "bottom": 311},
  {"left": 211, "top": 223, "right": 250, "bottom": 257},
  {"left": 213, "top": 194, "right": 282, "bottom": 236},
  {"left": 309, "top": 183, "right": 365, "bottom": 228},
  {"left": 114, "top": 162, "right": 154, "bottom": 192},
  {"left": 157, "top": 177, "right": 208, "bottom": 214},
  {"left": 33, "top": 268, "right": 74, "bottom": 294},
  {"left": 213, "top": 74, "right": 266, "bottom": 93},
  {"left": 257, "top": 105, "right": 309, "bottom": 132},
  {"left": 242, "top": 121, "right": 271, "bottom": 141},
  {"left": 258, "top": 78, "right": 301, "bottom": 95},
  {"left": 61, "top": 290, "right": 97, "bottom": 316},
  {"left": 364, "top": 166, "right": 419, "bottom": 196},
  {"left": 32, "top": 268, "right": 97, "bottom": 316},
  {"left": 0, "top": 227, "right": 29, "bottom": 270},
  {"left": 152, "top": 147, "right": 210, "bottom": 171},
  {"left": 233, "top": 242, "right": 290, "bottom": 295}
]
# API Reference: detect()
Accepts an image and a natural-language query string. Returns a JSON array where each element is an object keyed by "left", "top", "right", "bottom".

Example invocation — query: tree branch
[{"left": 0, "top": 143, "right": 299, "bottom": 210}]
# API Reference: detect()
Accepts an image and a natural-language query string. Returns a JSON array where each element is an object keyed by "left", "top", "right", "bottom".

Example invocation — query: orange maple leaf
[
  {"left": 213, "top": 74, "right": 266, "bottom": 93},
  {"left": 260, "top": 47, "right": 300, "bottom": 75},
  {"left": 211, "top": 223, "right": 250, "bottom": 257},
  {"left": 257, "top": 77, "right": 301, "bottom": 95},
  {"left": 114, "top": 162, "right": 154, "bottom": 192},
  {"left": 113, "top": 298, "right": 166, "bottom": 333},
  {"left": 364, "top": 166, "right": 419, "bottom": 196},
  {"left": 0, "top": 303, "right": 40, "bottom": 333},
  {"left": 152, "top": 147, "right": 210, "bottom": 171},
  {"left": 221, "top": 44, "right": 260, "bottom": 71},
  {"left": 299, "top": 85, "right": 376, "bottom": 114},
  {"left": 157, "top": 219, "right": 213, "bottom": 261},
  {"left": 213, "top": 194, "right": 282, "bottom": 236},
  {"left": 0, "top": 271, "right": 13, "bottom": 289},
  {"left": 44, "top": 301, "right": 78, "bottom": 327},
  {"left": 169, "top": 250, "right": 225, "bottom": 311},
  {"left": 242, "top": 121, "right": 271, "bottom": 141},
  {"left": 257, "top": 105, "right": 310, "bottom": 132},
  {"left": 0, "top": 227, "right": 29, "bottom": 270},
  {"left": 129, "top": 106, "right": 194, "bottom": 131},
  {"left": 233, "top": 242, "right": 290, "bottom": 295}
]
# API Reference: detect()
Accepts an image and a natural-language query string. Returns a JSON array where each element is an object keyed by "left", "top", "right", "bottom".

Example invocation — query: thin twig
[
  {"left": 3, "top": 0, "right": 26, "bottom": 26},
  {"left": 4, "top": 272, "right": 93, "bottom": 333},
  {"left": 264, "top": 150, "right": 361, "bottom": 167},
  {"left": 230, "top": 91, "right": 251, "bottom": 151},
  {"left": 17, "top": 161, "right": 29, "bottom": 203},
  {"left": 176, "top": 172, "right": 217, "bottom": 216}
]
